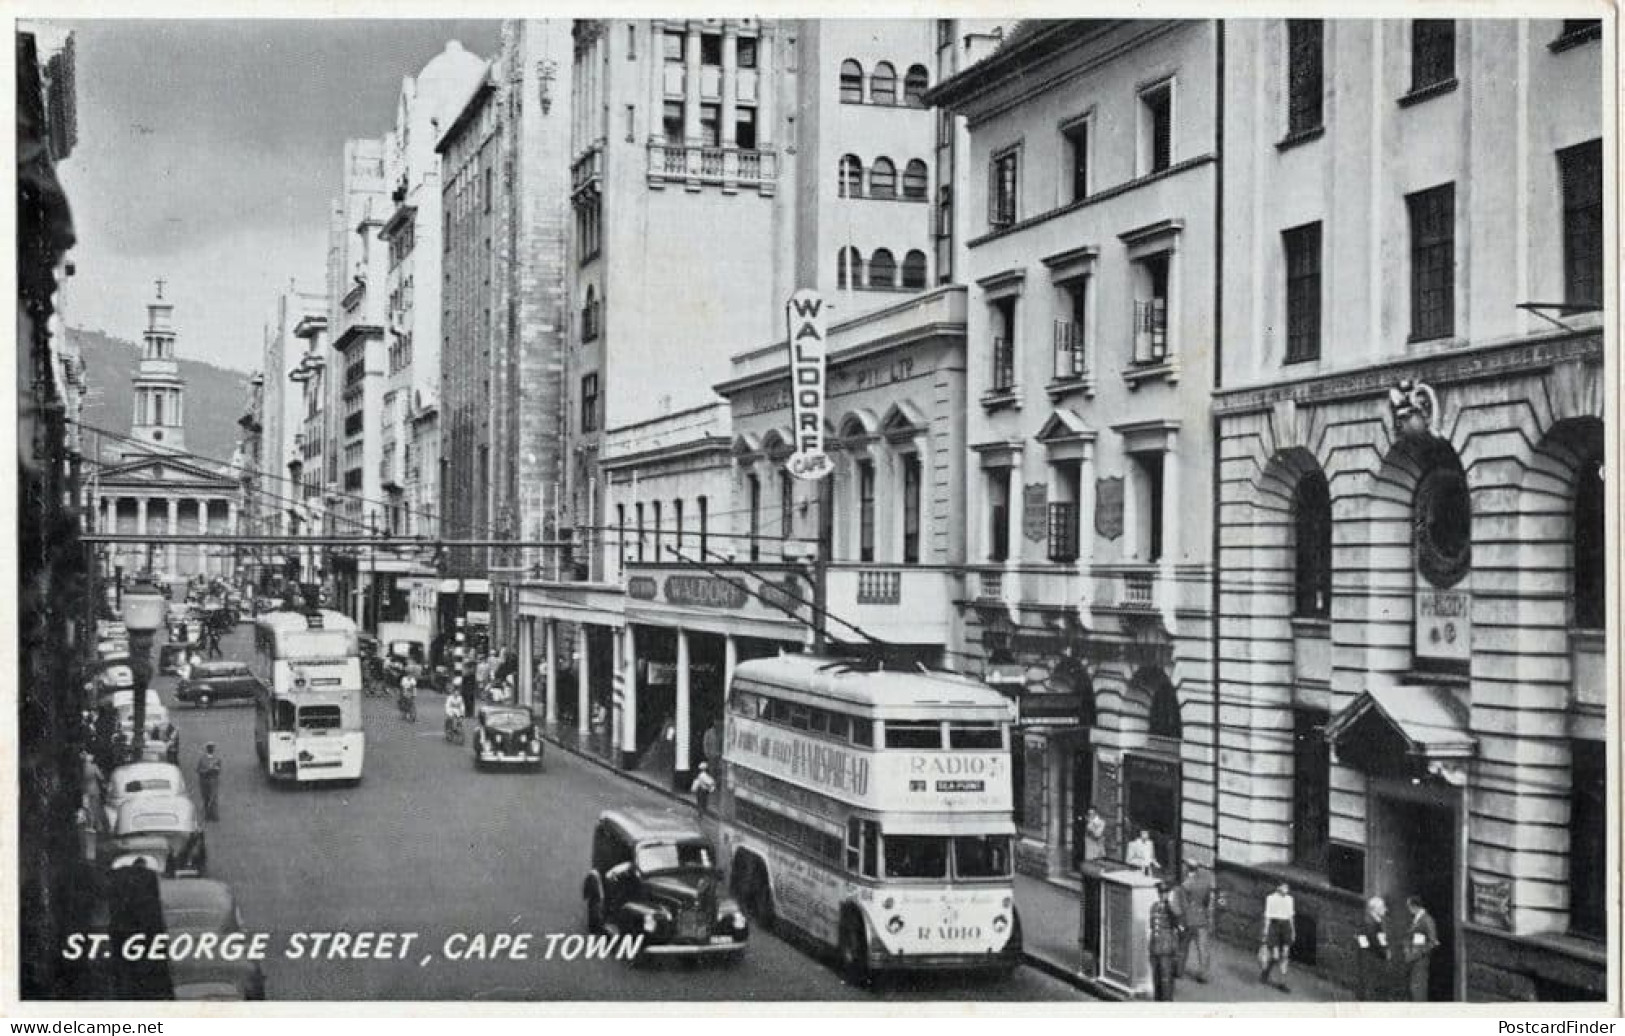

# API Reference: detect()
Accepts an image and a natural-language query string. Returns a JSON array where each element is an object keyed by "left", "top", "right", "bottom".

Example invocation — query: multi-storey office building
[
  {"left": 930, "top": 20, "right": 1222, "bottom": 883},
  {"left": 288, "top": 310, "right": 329, "bottom": 592},
  {"left": 324, "top": 137, "right": 391, "bottom": 626},
  {"left": 1214, "top": 18, "right": 1607, "bottom": 1001},
  {"left": 516, "top": 18, "right": 946, "bottom": 787},
  {"left": 259, "top": 285, "right": 327, "bottom": 545},
  {"left": 377, "top": 41, "right": 487, "bottom": 631}
]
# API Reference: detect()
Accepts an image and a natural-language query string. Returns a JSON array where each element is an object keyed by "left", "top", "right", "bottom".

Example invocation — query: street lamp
[
  {"left": 1388, "top": 378, "right": 1442, "bottom": 440},
  {"left": 120, "top": 575, "right": 166, "bottom": 761}
]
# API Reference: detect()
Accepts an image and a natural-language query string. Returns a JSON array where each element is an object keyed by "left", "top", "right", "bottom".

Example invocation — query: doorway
[
  {"left": 1369, "top": 792, "right": 1458, "bottom": 1001},
  {"left": 1067, "top": 744, "right": 1095, "bottom": 871}
]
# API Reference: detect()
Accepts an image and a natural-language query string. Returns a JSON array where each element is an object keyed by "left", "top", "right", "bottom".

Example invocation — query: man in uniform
[
  {"left": 1148, "top": 880, "right": 1183, "bottom": 1001},
  {"left": 196, "top": 742, "right": 223, "bottom": 821},
  {"left": 1403, "top": 895, "right": 1439, "bottom": 1001}
]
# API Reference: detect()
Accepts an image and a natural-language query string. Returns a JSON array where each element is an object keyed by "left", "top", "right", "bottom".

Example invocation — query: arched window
[
  {"left": 1292, "top": 468, "right": 1332, "bottom": 618},
  {"left": 869, "top": 248, "right": 897, "bottom": 289},
  {"left": 840, "top": 59, "right": 864, "bottom": 103},
  {"left": 1574, "top": 454, "right": 1605, "bottom": 628},
  {"left": 837, "top": 247, "right": 864, "bottom": 289},
  {"left": 904, "top": 65, "right": 930, "bottom": 107},
  {"left": 839, "top": 154, "right": 863, "bottom": 198},
  {"left": 871, "top": 62, "right": 898, "bottom": 105},
  {"left": 901, "top": 250, "right": 927, "bottom": 289},
  {"left": 870, "top": 158, "right": 897, "bottom": 199},
  {"left": 902, "top": 159, "right": 928, "bottom": 199}
]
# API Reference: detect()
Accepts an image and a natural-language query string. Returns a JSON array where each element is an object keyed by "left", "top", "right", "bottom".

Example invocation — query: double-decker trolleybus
[
  {"left": 248, "top": 609, "right": 364, "bottom": 784},
  {"left": 718, "top": 653, "right": 1021, "bottom": 982}
]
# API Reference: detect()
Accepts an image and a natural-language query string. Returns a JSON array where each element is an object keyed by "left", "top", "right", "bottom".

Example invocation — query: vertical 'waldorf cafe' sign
[{"left": 785, "top": 290, "right": 833, "bottom": 481}]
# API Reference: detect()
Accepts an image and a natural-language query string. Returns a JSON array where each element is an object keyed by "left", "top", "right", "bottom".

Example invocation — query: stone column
[
  {"left": 576, "top": 624, "right": 591, "bottom": 740},
  {"left": 724, "top": 633, "right": 737, "bottom": 696},
  {"left": 517, "top": 617, "right": 534, "bottom": 709},
  {"left": 544, "top": 619, "right": 559, "bottom": 728},
  {"left": 621, "top": 624, "right": 639, "bottom": 769},
  {"left": 166, "top": 498, "right": 179, "bottom": 575},
  {"left": 1159, "top": 445, "right": 1180, "bottom": 625},
  {"left": 684, "top": 24, "right": 702, "bottom": 143},
  {"left": 1005, "top": 452, "right": 1025, "bottom": 575},
  {"left": 225, "top": 500, "right": 237, "bottom": 580},
  {"left": 675, "top": 627, "right": 692, "bottom": 787},
  {"left": 136, "top": 498, "right": 149, "bottom": 574}
]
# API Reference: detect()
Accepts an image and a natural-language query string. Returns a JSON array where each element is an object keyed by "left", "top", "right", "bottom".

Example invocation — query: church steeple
[{"left": 128, "top": 278, "right": 186, "bottom": 455}]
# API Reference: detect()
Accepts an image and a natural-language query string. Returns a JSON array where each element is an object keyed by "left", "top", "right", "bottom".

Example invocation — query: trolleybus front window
[
  {"left": 952, "top": 834, "right": 1013, "bottom": 878},
  {"left": 883, "top": 721, "right": 942, "bottom": 749},
  {"left": 298, "top": 705, "right": 343, "bottom": 731},
  {"left": 883, "top": 834, "right": 949, "bottom": 879}
]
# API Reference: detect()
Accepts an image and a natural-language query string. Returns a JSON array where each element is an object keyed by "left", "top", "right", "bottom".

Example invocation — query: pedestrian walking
[
  {"left": 1148, "top": 880, "right": 1183, "bottom": 1001},
  {"left": 460, "top": 666, "right": 477, "bottom": 720},
  {"left": 206, "top": 624, "right": 223, "bottom": 659},
  {"left": 1179, "top": 860, "right": 1218, "bottom": 983},
  {"left": 1403, "top": 895, "right": 1439, "bottom": 1002},
  {"left": 1356, "top": 895, "right": 1392, "bottom": 1001},
  {"left": 196, "top": 742, "right": 223, "bottom": 821},
  {"left": 1259, "top": 881, "right": 1296, "bottom": 991},
  {"left": 690, "top": 761, "right": 718, "bottom": 815}
]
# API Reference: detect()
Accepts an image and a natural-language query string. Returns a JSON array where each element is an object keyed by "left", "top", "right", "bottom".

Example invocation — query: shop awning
[{"left": 1324, "top": 684, "right": 1476, "bottom": 779}]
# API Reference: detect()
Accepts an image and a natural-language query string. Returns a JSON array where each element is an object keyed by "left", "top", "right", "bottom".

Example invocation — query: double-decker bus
[
  {"left": 718, "top": 653, "right": 1021, "bottom": 982},
  {"left": 248, "top": 609, "right": 364, "bottom": 784}
]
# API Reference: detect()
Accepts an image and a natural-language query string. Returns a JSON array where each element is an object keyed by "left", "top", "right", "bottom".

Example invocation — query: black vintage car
[
  {"left": 472, "top": 704, "right": 544, "bottom": 770},
  {"left": 174, "top": 661, "right": 264, "bottom": 708},
  {"left": 581, "top": 809, "right": 748, "bottom": 962}
]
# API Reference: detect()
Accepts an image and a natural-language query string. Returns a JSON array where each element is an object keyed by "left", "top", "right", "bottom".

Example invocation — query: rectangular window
[
  {"left": 1062, "top": 118, "right": 1089, "bottom": 202},
  {"left": 652, "top": 501, "right": 663, "bottom": 560},
  {"left": 1055, "top": 280, "right": 1087, "bottom": 379},
  {"left": 735, "top": 106, "right": 757, "bottom": 150},
  {"left": 580, "top": 372, "right": 599, "bottom": 433},
  {"left": 1141, "top": 81, "right": 1173, "bottom": 174},
  {"left": 700, "top": 33, "right": 721, "bottom": 66},
  {"left": 779, "top": 475, "right": 794, "bottom": 541},
  {"left": 673, "top": 498, "right": 684, "bottom": 554},
  {"left": 617, "top": 504, "right": 627, "bottom": 565},
  {"left": 1410, "top": 20, "right": 1455, "bottom": 93},
  {"left": 1570, "top": 739, "right": 1606, "bottom": 939},
  {"left": 737, "top": 36, "right": 758, "bottom": 69},
  {"left": 991, "top": 297, "right": 1017, "bottom": 391},
  {"left": 699, "top": 103, "right": 721, "bottom": 147},
  {"left": 1132, "top": 452, "right": 1165, "bottom": 562},
  {"left": 748, "top": 475, "right": 761, "bottom": 562},
  {"left": 635, "top": 503, "right": 646, "bottom": 562},
  {"left": 988, "top": 468, "right": 1010, "bottom": 562},
  {"left": 662, "top": 101, "right": 684, "bottom": 144},
  {"left": 1287, "top": 20, "right": 1324, "bottom": 135},
  {"left": 948, "top": 723, "right": 1004, "bottom": 750},
  {"left": 1291, "top": 709, "right": 1331, "bottom": 871},
  {"left": 1133, "top": 253, "right": 1171, "bottom": 363},
  {"left": 662, "top": 31, "right": 684, "bottom": 63},
  {"left": 483, "top": 167, "right": 492, "bottom": 213},
  {"left": 1407, "top": 183, "right": 1455, "bottom": 341},
  {"left": 1047, "top": 501, "right": 1078, "bottom": 563},
  {"left": 1284, "top": 221, "right": 1323, "bottom": 363},
  {"left": 1559, "top": 139, "right": 1603, "bottom": 308},
  {"left": 697, "top": 495, "right": 709, "bottom": 558},
  {"left": 902, "top": 454, "right": 921, "bottom": 564},
  {"left": 988, "top": 148, "right": 1018, "bottom": 226},
  {"left": 857, "top": 461, "right": 876, "bottom": 562}
]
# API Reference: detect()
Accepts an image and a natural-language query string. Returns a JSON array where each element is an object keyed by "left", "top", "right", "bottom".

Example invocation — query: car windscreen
[
  {"left": 297, "top": 705, "right": 343, "bottom": 730},
  {"left": 952, "top": 835, "right": 1012, "bottom": 878},
  {"left": 635, "top": 840, "right": 714, "bottom": 874},
  {"left": 882, "top": 834, "right": 949, "bottom": 879}
]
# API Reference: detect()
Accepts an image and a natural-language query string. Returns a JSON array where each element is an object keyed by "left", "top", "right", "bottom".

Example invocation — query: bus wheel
[{"left": 838, "top": 914, "right": 871, "bottom": 988}]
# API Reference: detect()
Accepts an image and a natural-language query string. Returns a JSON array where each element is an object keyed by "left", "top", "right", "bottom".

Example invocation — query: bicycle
[
  {"left": 398, "top": 689, "right": 418, "bottom": 723},
  {"left": 444, "top": 713, "right": 464, "bottom": 744}
]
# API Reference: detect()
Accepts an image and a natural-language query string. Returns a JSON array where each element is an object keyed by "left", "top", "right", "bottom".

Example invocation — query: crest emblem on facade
[{"left": 1095, "top": 476, "right": 1124, "bottom": 541}]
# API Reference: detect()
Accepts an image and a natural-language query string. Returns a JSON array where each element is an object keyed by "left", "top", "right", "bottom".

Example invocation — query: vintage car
[
  {"left": 105, "top": 794, "right": 207, "bottom": 878},
  {"left": 581, "top": 808, "right": 748, "bottom": 962},
  {"left": 100, "top": 689, "right": 180, "bottom": 764},
  {"left": 159, "top": 879, "right": 267, "bottom": 1001},
  {"left": 472, "top": 704, "right": 544, "bottom": 770},
  {"left": 175, "top": 660, "right": 264, "bottom": 708},
  {"left": 88, "top": 656, "right": 136, "bottom": 693},
  {"left": 103, "top": 761, "right": 189, "bottom": 830}
]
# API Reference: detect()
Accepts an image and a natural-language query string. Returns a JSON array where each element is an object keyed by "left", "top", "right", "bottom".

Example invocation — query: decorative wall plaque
[
  {"left": 1022, "top": 483, "right": 1048, "bottom": 542},
  {"left": 1095, "top": 476, "right": 1124, "bottom": 540},
  {"left": 1469, "top": 874, "right": 1513, "bottom": 930}
]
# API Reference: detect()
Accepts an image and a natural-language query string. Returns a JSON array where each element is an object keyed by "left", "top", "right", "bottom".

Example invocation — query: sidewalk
[
  {"left": 540, "top": 724, "right": 1355, "bottom": 1002},
  {"left": 1015, "top": 870, "right": 1354, "bottom": 1003}
]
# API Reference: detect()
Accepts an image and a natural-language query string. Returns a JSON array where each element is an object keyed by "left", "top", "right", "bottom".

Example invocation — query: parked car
[
  {"left": 581, "top": 808, "right": 748, "bottom": 962},
  {"left": 158, "top": 879, "right": 267, "bottom": 1000},
  {"left": 103, "top": 762, "right": 188, "bottom": 830},
  {"left": 88, "top": 656, "right": 136, "bottom": 693},
  {"left": 472, "top": 704, "right": 544, "bottom": 770},
  {"left": 104, "top": 794, "right": 207, "bottom": 877},
  {"left": 100, "top": 689, "right": 179, "bottom": 764},
  {"left": 175, "top": 660, "right": 263, "bottom": 708}
]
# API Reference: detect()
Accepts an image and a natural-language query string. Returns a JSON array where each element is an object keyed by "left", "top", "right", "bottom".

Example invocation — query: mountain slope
[{"left": 71, "top": 325, "right": 252, "bottom": 468}]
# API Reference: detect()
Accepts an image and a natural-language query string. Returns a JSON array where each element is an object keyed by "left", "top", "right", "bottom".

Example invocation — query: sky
[{"left": 42, "top": 19, "right": 504, "bottom": 373}]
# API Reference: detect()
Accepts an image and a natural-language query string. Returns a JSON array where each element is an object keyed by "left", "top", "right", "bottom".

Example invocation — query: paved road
[{"left": 157, "top": 624, "right": 1084, "bottom": 1002}]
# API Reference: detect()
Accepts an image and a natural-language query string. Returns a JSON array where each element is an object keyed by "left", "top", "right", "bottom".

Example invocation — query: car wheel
[{"left": 838, "top": 914, "right": 871, "bottom": 988}]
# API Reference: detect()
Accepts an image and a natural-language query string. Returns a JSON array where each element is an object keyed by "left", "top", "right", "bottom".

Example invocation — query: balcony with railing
[
  {"left": 1092, "top": 563, "right": 1175, "bottom": 623},
  {"left": 826, "top": 565, "right": 955, "bottom": 644},
  {"left": 646, "top": 142, "right": 778, "bottom": 195}
]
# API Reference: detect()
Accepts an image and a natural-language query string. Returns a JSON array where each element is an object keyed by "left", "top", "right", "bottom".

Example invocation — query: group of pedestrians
[{"left": 1145, "top": 860, "right": 1220, "bottom": 1001}]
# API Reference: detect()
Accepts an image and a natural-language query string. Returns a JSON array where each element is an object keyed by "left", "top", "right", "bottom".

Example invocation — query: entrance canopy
[{"left": 1325, "top": 684, "right": 1476, "bottom": 782}]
